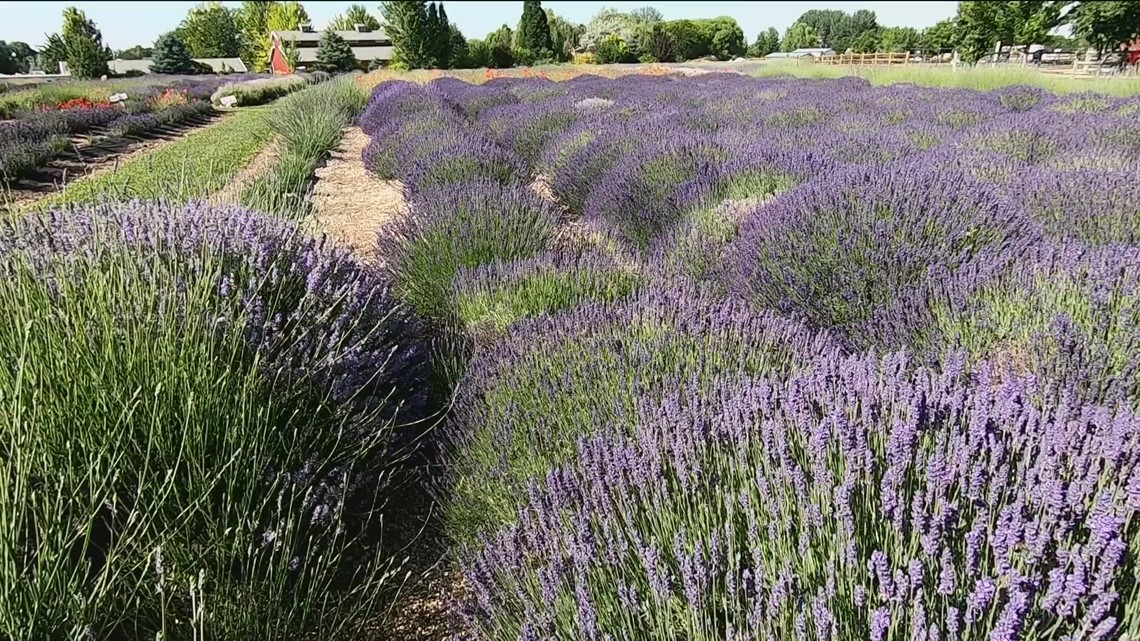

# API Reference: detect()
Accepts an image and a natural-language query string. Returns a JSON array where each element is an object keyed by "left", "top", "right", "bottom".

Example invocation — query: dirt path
[
  {"left": 310, "top": 127, "right": 407, "bottom": 258},
  {"left": 1, "top": 113, "right": 226, "bottom": 210},
  {"left": 209, "top": 138, "right": 281, "bottom": 205}
]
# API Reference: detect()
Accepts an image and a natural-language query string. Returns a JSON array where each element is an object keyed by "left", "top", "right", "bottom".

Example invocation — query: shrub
[
  {"left": 0, "top": 201, "right": 428, "bottom": 639},
  {"left": 444, "top": 285, "right": 840, "bottom": 544},
  {"left": 458, "top": 351, "right": 1140, "bottom": 641},
  {"left": 731, "top": 165, "right": 1041, "bottom": 345},
  {"left": 378, "top": 179, "right": 562, "bottom": 322},
  {"left": 401, "top": 140, "right": 529, "bottom": 195}
]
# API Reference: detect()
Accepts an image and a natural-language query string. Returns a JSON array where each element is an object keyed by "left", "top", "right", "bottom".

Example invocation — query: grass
[
  {"left": 750, "top": 59, "right": 1140, "bottom": 95},
  {"left": 239, "top": 75, "right": 367, "bottom": 218},
  {"left": 31, "top": 106, "right": 273, "bottom": 208}
]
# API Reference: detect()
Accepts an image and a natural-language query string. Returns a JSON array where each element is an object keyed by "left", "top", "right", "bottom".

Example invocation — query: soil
[
  {"left": 1, "top": 112, "right": 225, "bottom": 210},
  {"left": 309, "top": 126, "right": 407, "bottom": 260}
]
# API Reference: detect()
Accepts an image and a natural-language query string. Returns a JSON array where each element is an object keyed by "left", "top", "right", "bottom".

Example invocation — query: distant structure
[
  {"left": 107, "top": 58, "right": 249, "bottom": 75},
  {"left": 269, "top": 24, "right": 393, "bottom": 73},
  {"left": 764, "top": 48, "right": 837, "bottom": 60}
]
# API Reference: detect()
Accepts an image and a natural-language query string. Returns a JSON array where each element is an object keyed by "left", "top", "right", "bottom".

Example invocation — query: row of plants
[
  {"left": 211, "top": 71, "right": 332, "bottom": 108},
  {"left": 0, "top": 75, "right": 258, "bottom": 185},
  {"left": 361, "top": 71, "right": 1140, "bottom": 639},
  {"left": 239, "top": 73, "right": 368, "bottom": 218}
]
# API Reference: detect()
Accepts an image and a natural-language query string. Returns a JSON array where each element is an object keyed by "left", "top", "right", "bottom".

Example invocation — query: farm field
[{"left": 2, "top": 63, "right": 1140, "bottom": 641}]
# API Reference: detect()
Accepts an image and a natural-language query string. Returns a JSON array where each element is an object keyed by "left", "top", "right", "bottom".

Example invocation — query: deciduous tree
[
  {"left": 327, "top": 4, "right": 381, "bottom": 31},
  {"left": 748, "top": 28, "right": 780, "bottom": 57},
  {"left": 178, "top": 2, "right": 241, "bottom": 58},
  {"left": 782, "top": 22, "right": 822, "bottom": 51},
  {"left": 60, "top": 7, "right": 110, "bottom": 78},
  {"left": 1070, "top": 0, "right": 1140, "bottom": 55},
  {"left": 237, "top": 1, "right": 276, "bottom": 71}
]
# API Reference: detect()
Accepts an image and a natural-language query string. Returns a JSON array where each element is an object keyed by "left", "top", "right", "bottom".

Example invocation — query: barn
[{"left": 269, "top": 24, "right": 394, "bottom": 74}]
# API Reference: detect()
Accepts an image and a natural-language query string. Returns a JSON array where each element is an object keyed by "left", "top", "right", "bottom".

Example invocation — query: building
[
  {"left": 269, "top": 24, "right": 394, "bottom": 74},
  {"left": 107, "top": 57, "right": 248, "bottom": 75},
  {"left": 763, "top": 48, "right": 837, "bottom": 60}
]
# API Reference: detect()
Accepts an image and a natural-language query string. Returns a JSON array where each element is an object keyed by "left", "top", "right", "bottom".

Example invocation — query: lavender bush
[
  {"left": 0, "top": 200, "right": 428, "bottom": 639},
  {"left": 459, "top": 351, "right": 1140, "bottom": 640},
  {"left": 444, "top": 285, "right": 840, "bottom": 544}
]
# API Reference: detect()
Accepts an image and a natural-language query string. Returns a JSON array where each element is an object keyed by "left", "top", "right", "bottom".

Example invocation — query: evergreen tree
[
  {"left": 151, "top": 31, "right": 195, "bottom": 74},
  {"left": 518, "top": 0, "right": 554, "bottom": 59},
  {"left": 546, "top": 9, "right": 584, "bottom": 61},
  {"left": 60, "top": 7, "right": 110, "bottom": 78},
  {"left": 178, "top": 2, "right": 241, "bottom": 58},
  {"left": 437, "top": 3, "right": 453, "bottom": 68},
  {"left": 382, "top": 1, "right": 433, "bottom": 68},
  {"left": 316, "top": 30, "right": 358, "bottom": 70},
  {"left": 425, "top": 2, "right": 440, "bottom": 66},
  {"left": 40, "top": 33, "right": 67, "bottom": 74},
  {"left": 486, "top": 23, "right": 515, "bottom": 67},
  {"left": 448, "top": 23, "right": 469, "bottom": 67}
]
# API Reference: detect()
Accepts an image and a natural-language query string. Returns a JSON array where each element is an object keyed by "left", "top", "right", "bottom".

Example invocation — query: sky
[{"left": 0, "top": 1, "right": 959, "bottom": 51}]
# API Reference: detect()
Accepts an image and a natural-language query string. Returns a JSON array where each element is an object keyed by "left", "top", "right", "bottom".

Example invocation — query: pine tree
[
  {"left": 425, "top": 2, "right": 440, "bottom": 66},
  {"left": 436, "top": 3, "right": 453, "bottom": 68},
  {"left": 316, "top": 30, "right": 358, "bottom": 70},
  {"left": 151, "top": 31, "right": 195, "bottom": 74},
  {"left": 381, "top": 1, "right": 432, "bottom": 69},
  {"left": 518, "top": 0, "right": 554, "bottom": 59}
]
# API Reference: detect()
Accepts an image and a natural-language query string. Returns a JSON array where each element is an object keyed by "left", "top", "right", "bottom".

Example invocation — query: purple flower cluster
[
  {"left": 0, "top": 199, "right": 430, "bottom": 427},
  {"left": 460, "top": 351, "right": 1140, "bottom": 640}
]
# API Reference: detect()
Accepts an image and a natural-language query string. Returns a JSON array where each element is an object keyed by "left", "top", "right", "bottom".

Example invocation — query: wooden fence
[{"left": 817, "top": 52, "right": 933, "bottom": 66}]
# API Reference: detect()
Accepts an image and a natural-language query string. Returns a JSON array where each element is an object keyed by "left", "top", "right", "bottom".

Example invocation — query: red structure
[{"left": 269, "top": 33, "right": 293, "bottom": 74}]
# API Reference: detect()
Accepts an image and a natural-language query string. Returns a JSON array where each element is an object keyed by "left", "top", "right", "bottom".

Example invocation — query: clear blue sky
[{"left": 0, "top": 1, "right": 958, "bottom": 51}]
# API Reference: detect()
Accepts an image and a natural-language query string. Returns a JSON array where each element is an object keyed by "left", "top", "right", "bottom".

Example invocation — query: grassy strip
[
  {"left": 750, "top": 60, "right": 1140, "bottom": 95},
  {"left": 34, "top": 106, "right": 274, "bottom": 208},
  {"left": 238, "top": 75, "right": 367, "bottom": 218}
]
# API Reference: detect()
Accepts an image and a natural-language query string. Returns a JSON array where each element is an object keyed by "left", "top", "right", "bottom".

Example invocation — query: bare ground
[
  {"left": 309, "top": 126, "right": 407, "bottom": 259},
  {"left": 209, "top": 138, "right": 281, "bottom": 205}
]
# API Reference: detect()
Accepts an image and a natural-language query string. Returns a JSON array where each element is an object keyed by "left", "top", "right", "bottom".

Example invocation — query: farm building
[
  {"left": 108, "top": 58, "right": 249, "bottom": 75},
  {"left": 269, "top": 24, "right": 394, "bottom": 73},
  {"left": 764, "top": 48, "right": 837, "bottom": 60}
]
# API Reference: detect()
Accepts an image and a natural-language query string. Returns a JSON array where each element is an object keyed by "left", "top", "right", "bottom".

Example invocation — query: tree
[
  {"left": 518, "top": 0, "right": 554, "bottom": 60},
  {"left": 580, "top": 8, "right": 641, "bottom": 52},
  {"left": 919, "top": 18, "right": 959, "bottom": 56},
  {"left": 1070, "top": 1, "right": 1140, "bottom": 56},
  {"left": 849, "top": 29, "right": 881, "bottom": 53},
  {"left": 954, "top": 1, "right": 1065, "bottom": 63},
  {"left": 60, "top": 7, "right": 110, "bottom": 78},
  {"left": 448, "top": 24, "right": 471, "bottom": 67},
  {"left": 782, "top": 22, "right": 822, "bottom": 51},
  {"left": 466, "top": 38, "right": 490, "bottom": 67},
  {"left": 436, "top": 3, "right": 454, "bottom": 68},
  {"left": 486, "top": 23, "right": 515, "bottom": 67},
  {"left": 629, "top": 6, "right": 663, "bottom": 23},
  {"left": 664, "top": 19, "right": 703, "bottom": 60},
  {"left": 879, "top": 26, "right": 921, "bottom": 52},
  {"left": 748, "top": 27, "right": 780, "bottom": 57},
  {"left": 382, "top": 1, "right": 433, "bottom": 69},
  {"left": 267, "top": 1, "right": 309, "bottom": 31},
  {"left": 791, "top": 8, "right": 878, "bottom": 53},
  {"left": 327, "top": 4, "right": 381, "bottom": 31},
  {"left": 151, "top": 31, "right": 195, "bottom": 74},
  {"left": 425, "top": 2, "right": 440, "bottom": 65},
  {"left": 40, "top": 33, "right": 67, "bottom": 73},
  {"left": 594, "top": 32, "right": 630, "bottom": 63},
  {"left": 636, "top": 22, "right": 676, "bottom": 62},
  {"left": 315, "top": 30, "right": 357, "bottom": 70},
  {"left": 0, "top": 41, "right": 36, "bottom": 73},
  {"left": 178, "top": 2, "right": 241, "bottom": 58},
  {"left": 698, "top": 17, "right": 745, "bottom": 59},
  {"left": 237, "top": 1, "right": 275, "bottom": 71},
  {"left": 115, "top": 45, "right": 153, "bottom": 60},
  {"left": 546, "top": 9, "right": 584, "bottom": 61}
]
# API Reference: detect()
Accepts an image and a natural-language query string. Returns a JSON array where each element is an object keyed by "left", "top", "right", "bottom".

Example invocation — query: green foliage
[
  {"left": 594, "top": 32, "right": 631, "bottom": 63},
  {"left": 879, "top": 26, "right": 921, "bottom": 52},
  {"left": 435, "top": 3, "right": 454, "bottom": 68},
  {"left": 486, "top": 24, "right": 515, "bottom": 67},
  {"left": 37, "top": 107, "right": 274, "bottom": 208},
  {"left": 782, "top": 21, "right": 822, "bottom": 51},
  {"left": 1070, "top": 0, "right": 1140, "bottom": 55},
  {"left": 693, "top": 17, "right": 746, "bottom": 60},
  {"left": 792, "top": 8, "right": 878, "bottom": 52},
  {"left": 466, "top": 38, "right": 490, "bottom": 67},
  {"left": 150, "top": 32, "right": 195, "bottom": 74},
  {"left": 316, "top": 30, "right": 358, "bottom": 71},
  {"left": 0, "top": 41, "right": 35, "bottom": 74},
  {"left": 39, "top": 33, "right": 68, "bottom": 74},
  {"left": 178, "top": 1, "right": 242, "bottom": 58},
  {"left": 955, "top": 1, "right": 1065, "bottom": 63},
  {"left": 518, "top": 0, "right": 554, "bottom": 61},
  {"left": 114, "top": 44, "right": 153, "bottom": 60},
  {"left": 546, "top": 8, "right": 584, "bottom": 61},
  {"left": 59, "top": 6, "right": 111, "bottom": 79},
  {"left": 580, "top": 7, "right": 643, "bottom": 54},
  {"left": 637, "top": 22, "right": 676, "bottom": 62},
  {"left": 236, "top": 0, "right": 274, "bottom": 72},
  {"left": 327, "top": 3, "right": 381, "bottom": 31},
  {"left": 920, "top": 18, "right": 959, "bottom": 56},
  {"left": 448, "top": 24, "right": 472, "bottom": 67},
  {"left": 748, "top": 27, "right": 780, "bottom": 57},
  {"left": 664, "top": 19, "right": 704, "bottom": 59},
  {"left": 382, "top": 0, "right": 433, "bottom": 69},
  {"left": 240, "top": 77, "right": 366, "bottom": 217}
]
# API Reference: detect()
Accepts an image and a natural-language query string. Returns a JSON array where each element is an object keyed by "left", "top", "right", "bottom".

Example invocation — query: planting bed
[
  {"left": 4, "top": 66, "right": 1140, "bottom": 641},
  {"left": 360, "top": 71, "right": 1140, "bottom": 641}
]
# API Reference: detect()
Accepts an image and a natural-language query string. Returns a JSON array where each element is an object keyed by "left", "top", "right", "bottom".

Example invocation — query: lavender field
[
  {"left": 2, "top": 67, "right": 1139, "bottom": 641},
  {"left": 362, "top": 72, "right": 1140, "bottom": 640}
]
